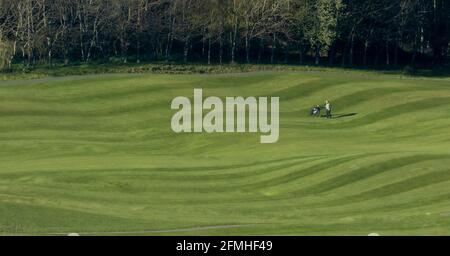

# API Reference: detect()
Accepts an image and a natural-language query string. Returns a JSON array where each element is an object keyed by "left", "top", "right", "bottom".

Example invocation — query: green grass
[
  {"left": 0, "top": 70, "right": 450, "bottom": 235},
  {"left": 1, "top": 62, "right": 441, "bottom": 81},
  {"left": 2, "top": 63, "right": 341, "bottom": 80}
]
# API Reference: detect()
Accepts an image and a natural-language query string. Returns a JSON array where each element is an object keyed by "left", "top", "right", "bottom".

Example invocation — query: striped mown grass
[{"left": 0, "top": 71, "right": 449, "bottom": 235}]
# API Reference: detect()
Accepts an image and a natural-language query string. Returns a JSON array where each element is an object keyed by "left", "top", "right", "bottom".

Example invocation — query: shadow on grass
[
  {"left": 332, "top": 113, "right": 358, "bottom": 119},
  {"left": 314, "top": 113, "right": 357, "bottom": 118}
]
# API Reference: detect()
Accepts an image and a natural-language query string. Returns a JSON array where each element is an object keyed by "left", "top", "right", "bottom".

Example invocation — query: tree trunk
[
  {"left": 137, "top": 40, "right": 140, "bottom": 63},
  {"left": 341, "top": 42, "right": 347, "bottom": 67},
  {"left": 315, "top": 44, "right": 320, "bottom": 65},
  {"left": 394, "top": 39, "right": 398, "bottom": 66},
  {"left": 298, "top": 44, "right": 303, "bottom": 64},
  {"left": 363, "top": 39, "right": 369, "bottom": 66},
  {"left": 47, "top": 37, "right": 52, "bottom": 67},
  {"left": 219, "top": 33, "right": 223, "bottom": 64},
  {"left": 202, "top": 27, "right": 206, "bottom": 56},
  {"left": 328, "top": 42, "right": 335, "bottom": 65},
  {"left": 183, "top": 37, "right": 189, "bottom": 63},
  {"left": 349, "top": 33, "right": 354, "bottom": 66},
  {"left": 257, "top": 38, "right": 263, "bottom": 63},
  {"left": 26, "top": 0, "right": 33, "bottom": 67},
  {"left": 230, "top": 31, "right": 236, "bottom": 64},
  {"left": 245, "top": 35, "right": 250, "bottom": 63},
  {"left": 165, "top": 33, "right": 171, "bottom": 62},
  {"left": 385, "top": 40, "right": 390, "bottom": 66},
  {"left": 374, "top": 46, "right": 379, "bottom": 66},
  {"left": 165, "top": 16, "right": 175, "bottom": 62},
  {"left": 410, "top": 31, "right": 418, "bottom": 66},
  {"left": 207, "top": 37, "right": 211, "bottom": 65},
  {"left": 271, "top": 34, "right": 276, "bottom": 64},
  {"left": 78, "top": 11, "right": 85, "bottom": 62},
  {"left": 120, "top": 37, "right": 127, "bottom": 64},
  {"left": 284, "top": 43, "right": 289, "bottom": 64}
]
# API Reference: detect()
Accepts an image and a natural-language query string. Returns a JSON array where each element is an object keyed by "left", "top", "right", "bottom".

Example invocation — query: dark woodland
[{"left": 1, "top": 0, "right": 449, "bottom": 69}]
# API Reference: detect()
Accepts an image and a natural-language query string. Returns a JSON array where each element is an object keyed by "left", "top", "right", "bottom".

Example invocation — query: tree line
[{"left": 1, "top": 0, "right": 449, "bottom": 69}]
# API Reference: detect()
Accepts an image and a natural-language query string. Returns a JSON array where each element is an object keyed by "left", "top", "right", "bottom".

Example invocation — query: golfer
[{"left": 325, "top": 100, "right": 332, "bottom": 119}]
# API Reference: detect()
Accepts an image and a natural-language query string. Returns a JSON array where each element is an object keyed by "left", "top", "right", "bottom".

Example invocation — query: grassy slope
[{"left": 0, "top": 71, "right": 450, "bottom": 235}]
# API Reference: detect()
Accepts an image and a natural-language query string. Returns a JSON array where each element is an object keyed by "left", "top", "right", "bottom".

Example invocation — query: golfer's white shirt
[{"left": 325, "top": 103, "right": 331, "bottom": 110}]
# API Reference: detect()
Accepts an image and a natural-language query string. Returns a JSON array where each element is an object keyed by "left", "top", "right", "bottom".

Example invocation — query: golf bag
[{"left": 310, "top": 106, "right": 321, "bottom": 116}]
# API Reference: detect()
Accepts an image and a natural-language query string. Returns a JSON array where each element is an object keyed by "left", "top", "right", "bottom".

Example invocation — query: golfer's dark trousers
[{"left": 326, "top": 110, "right": 331, "bottom": 118}]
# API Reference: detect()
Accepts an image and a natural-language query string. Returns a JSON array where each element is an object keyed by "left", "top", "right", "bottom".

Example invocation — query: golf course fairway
[{"left": 1, "top": 70, "right": 450, "bottom": 235}]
